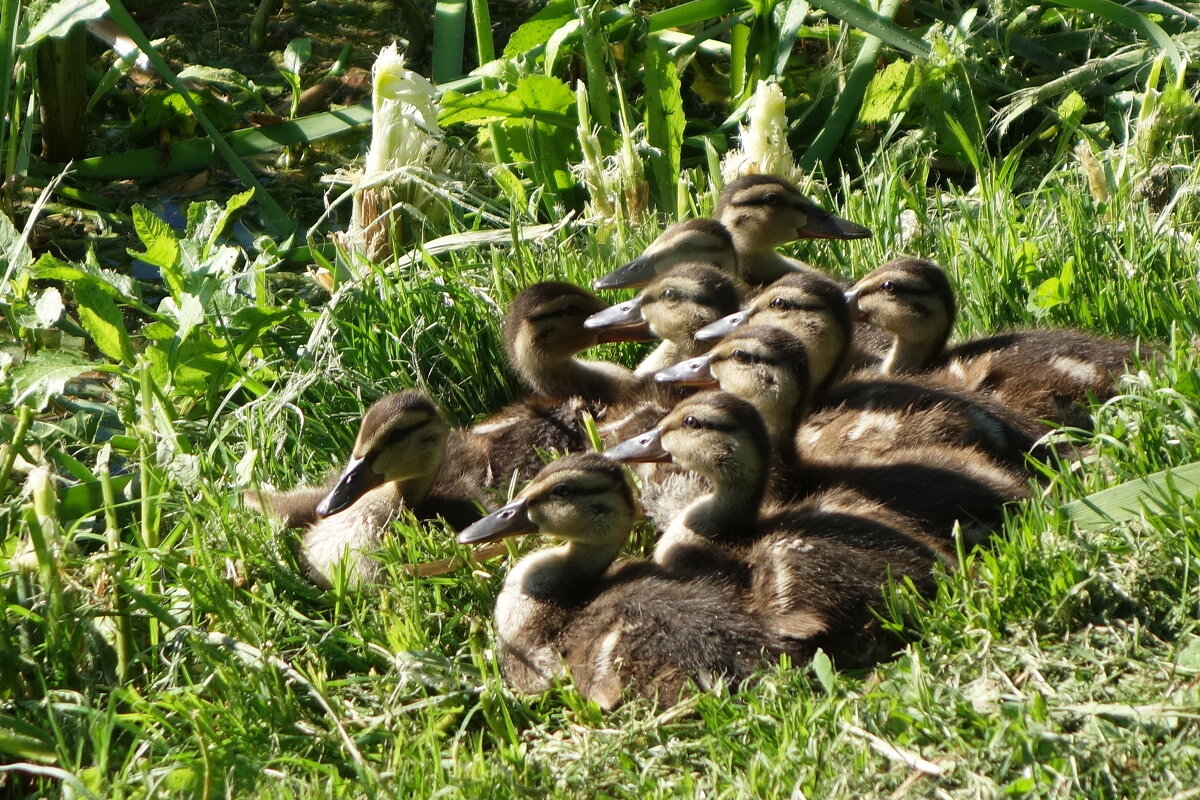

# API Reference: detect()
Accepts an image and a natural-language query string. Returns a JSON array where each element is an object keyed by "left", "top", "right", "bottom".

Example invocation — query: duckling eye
[
  {"left": 661, "top": 288, "right": 680, "bottom": 302},
  {"left": 683, "top": 415, "right": 701, "bottom": 428},
  {"left": 770, "top": 296, "right": 792, "bottom": 310},
  {"left": 731, "top": 349, "right": 754, "bottom": 364},
  {"left": 880, "top": 280, "right": 896, "bottom": 294},
  {"left": 552, "top": 483, "right": 573, "bottom": 497},
  {"left": 763, "top": 192, "right": 782, "bottom": 206}
]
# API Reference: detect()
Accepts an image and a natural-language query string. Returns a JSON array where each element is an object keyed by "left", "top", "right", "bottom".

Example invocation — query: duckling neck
[
  {"left": 679, "top": 460, "right": 766, "bottom": 541},
  {"left": 655, "top": 461, "right": 765, "bottom": 575},
  {"left": 398, "top": 470, "right": 438, "bottom": 507},
  {"left": 635, "top": 337, "right": 709, "bottom": 378},
  {"left": 514, "top": 346, "right": 633, "bottom": 401},
  {"left": 508, "top": 537, "right": 623, "bottom": 601},
  {"left": 737, "top": 250, "right": 824, "bottom": 287},
  {"left": 882, "top": 327, "right": 949, "bottom": 374}
]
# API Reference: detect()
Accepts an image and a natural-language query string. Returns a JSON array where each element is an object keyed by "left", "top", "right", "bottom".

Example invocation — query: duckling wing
[
  {"left": 802, "top": 377, "right": 1045, "bottom": 470},
  {"left": 564, "top": 564, "right": 809, "bottom": 709},
  {"left": 939, "top": 330, "right": 1144, "bottom": 428}
]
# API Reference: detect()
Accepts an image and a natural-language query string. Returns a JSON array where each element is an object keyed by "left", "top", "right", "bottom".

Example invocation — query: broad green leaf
[
  {"left": 74, "top": 281, "right": 134, "bottom": 364},
  {"left": 440, "top": 75, "right": 575, "bottom": 127},
  {"left": 210, "top": 189, "right": 256, "bottom": 252},
  {"left": 644, "top": 37, "right": 685, "bottom": 215},
  {"left": 8, "top": 349, "right": 95, "bottom": 409},
  {"left": 30, "top": 253, "right": 141, "bottom": 301},
  {"left": 1056, "top": 90, "right": 1087, "bottom": 129},
  {"left": 502, "top": 0, "right": 575, "bottom": 58},
  {"left": 811, "top": 648, "right": 836, "bottom": 693},
  {"left": 1176, "top": 636, "right": 1200, "bottom": 670},
  {"left": 1060, "top": 462, "right": 1200, "bottom": 531},
  {"left": 130, "top": 205, "right": 183, "bottom": 297},
  {"left": 161, "top": 294, "right": 206, "bottom": 346},
  {"left": 282, "top": 37, "right": 311, "bottom": 76},
  {"left": 23, "top": 0, "right": 106, "bottom": 46},
  {"left": 860, "top": 59, "right": 918, "bottom": 123},
  {"left": 146, "top": 336, "right": 232, "bottom": 397}
]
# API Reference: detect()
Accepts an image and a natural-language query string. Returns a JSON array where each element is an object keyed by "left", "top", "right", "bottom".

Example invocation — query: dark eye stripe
[
  {"left": 873, "top": 280, "right": 925, "bottom": 296},
  {"left": 679, "top": 415, "right": 737, "bottom": 432},
  {"left": 528, "top": 306, "right": 584, "bottom": 324},
  {"left": 383, "top": 418, "right": 431, "bottom": 446},
  {"left": 712, "top": 351, "right": 777, "bottom": 367}
]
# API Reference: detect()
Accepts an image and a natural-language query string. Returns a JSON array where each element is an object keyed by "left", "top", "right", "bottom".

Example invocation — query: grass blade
[
  {"left": 799, "top": 0, "right": 904, "bottom": 169},
  {"left": 808, "top": 0, "right": 931, "bottom": 58},
  {"left": 1051, "top": 0, "right": 1184, "bottom": 76}
]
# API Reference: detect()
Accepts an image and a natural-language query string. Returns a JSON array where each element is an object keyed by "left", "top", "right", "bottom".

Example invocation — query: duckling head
[
  {"left": 703, "top": 325, "right": 812, "bottom": 430},
  {"left": 714, "top": 175, "right": 870, "bottom": 253},
  {"left": 593, "top": 219, "right": 737, "bottom": 290},
  {"left": 697, "top": 272, "right": 849, "bottom": 393},
  {"left": 846, "top": 258, "right": 956, "bottom": 365},
  {"left": 585, "top": 262, "right": 740, "bottom": 348},
  {"left": 607, "top": 390, "right": 770, "bottom": 488},
  {"left": 457, "top": 453, "right": 637, "bottom": 552},
  {"left": 315, "top": 391, "right": 450, "bottom": 517},
  {"left": 504, "top": 282, "right": 615, "bottom": 366}
]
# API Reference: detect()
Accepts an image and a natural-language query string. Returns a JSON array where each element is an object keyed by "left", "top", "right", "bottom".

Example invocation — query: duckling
[
  {"left": 503, "top": 281, "right": 644, "bottom": 403},
  {"left": 592, "top": 218, "right": 737, "bottom": 290},
  {"left": 593, "top": 175, "right": 870, "bottom": 292},
  {"left": 249, "top": 283, "right": 640, "bottom": 545},
  {"left": 604, "top": 391, "right": 939, "bottom": 664},
  {"left": 449, "top": 281, "right": 659, "bottom": 491},
  {"left": 653, "top": 330, "right": 1031, "bottom": 550},
  {"left": 288, "top": 391, "right": 486, "bottom": 589},
  {"left": 459, "top": 452, "right": 808, "bottom": 709},
  {"left": 584, "top": 262, "right": 742, "bottom": 378},
  {"left": 714, "top": 174, "right": 870, "bottom": 288},
  {"left": 847, "top": 257, "right": 1144, "bottom": 428},
  {"left": 690, "top": 283, "right": 1044, "bottom": 470},
  {"left": 695, "top": 271, "right": 860, "bottom": 397}
]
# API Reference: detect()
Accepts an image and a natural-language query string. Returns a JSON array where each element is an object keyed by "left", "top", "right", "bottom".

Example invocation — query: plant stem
[
  {"left": 799, "top": 0, "right": 903, "bottom": 171},
  {"left": 0, "top": 404, "right": 33, "bottom": 492}
]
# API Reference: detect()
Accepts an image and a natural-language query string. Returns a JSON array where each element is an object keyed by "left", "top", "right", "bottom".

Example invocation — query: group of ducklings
[{"left": 249, "top": 174, "right": 1144, "bottom": 710}]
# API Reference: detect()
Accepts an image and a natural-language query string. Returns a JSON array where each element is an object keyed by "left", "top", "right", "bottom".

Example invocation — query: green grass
[{"left": 4, "top": 137, "right": 1200, "bottom": 798}]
